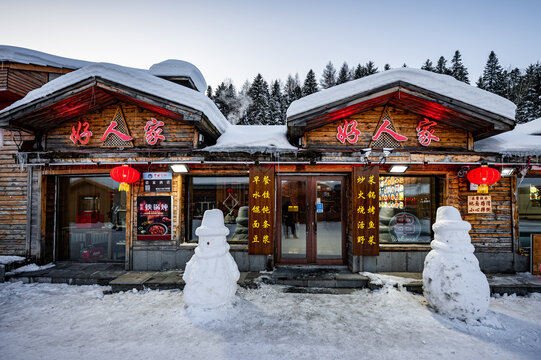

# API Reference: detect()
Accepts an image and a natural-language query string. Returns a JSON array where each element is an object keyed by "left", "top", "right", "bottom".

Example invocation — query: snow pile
[
  {"left": 182, "top": 209, "right": 240, "bottom": 309},
  {"left": 149, "top": 59, "right": 207, "bottom": 94},
  {"left": 0, "top": 255, "right": 25, "bottom": 265},
  {"left": 360, "top": 272, "right": 419, "bottom": 287},
  {"left": 0, "top": 62, "right": 229, "bottom": 134},
  {"left": 475, "top": 117, "right": 541, "bottom": 155},
  {"left": 6, "top": 263, "right": 55, "bottom": 275},
  {"left": 0, "top": 45, "right": 92, "bottom": 69},
  {"left": 1, "top": 282, "right": 540, "bottom": 360},
  {"left": 423, "top": 206, "right": 490, "bottom": 321},
  {"left": 287, "top": 68, "right": 516, "bottom": 121},
  {"left": 204, "top": 125, "right": 297, "bottom": 153}
]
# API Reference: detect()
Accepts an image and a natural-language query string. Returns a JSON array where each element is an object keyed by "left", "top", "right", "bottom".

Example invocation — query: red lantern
[
  {"left": 467, "top": 165, "right": 501, "bottom": 194},
  {"left": 110, "top": 165, "right": 140, "bottom": 192}
]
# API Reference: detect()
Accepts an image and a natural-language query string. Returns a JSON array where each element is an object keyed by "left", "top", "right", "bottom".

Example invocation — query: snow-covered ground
[{"left": 1, "top": 281, "right": 539, "bottom": 360}]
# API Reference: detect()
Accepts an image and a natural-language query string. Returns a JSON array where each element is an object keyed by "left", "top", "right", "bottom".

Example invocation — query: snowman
[
  {"left": 183, "top": 209, "right": 240, "bottom": 308},
  {"left": 423, "top": 206, "right": 490, "bottom": 321}
]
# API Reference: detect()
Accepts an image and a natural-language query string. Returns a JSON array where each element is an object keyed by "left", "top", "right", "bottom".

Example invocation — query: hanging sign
[
  {"left": 353, "top": 166, "right": 380, "bottom": 256},
  {"left": 532, "top": 234, "right": 541, "bottom": 275},
  {"left": 248, "top": 165, "right": 275, "bottom": 255},
  {"left": 136, "top": 196, "right": 172, "bottom": 240},
  {"left": 143, "top": 172, "right": 172, "bottom": 192},
  {"left": 467, "top": 195, "right": 492, "bottom": 214}
]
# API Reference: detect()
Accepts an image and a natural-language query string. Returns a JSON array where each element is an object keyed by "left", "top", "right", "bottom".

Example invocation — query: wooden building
[{"left": 1, "top": 47, "right": 538, "bottom": 273}]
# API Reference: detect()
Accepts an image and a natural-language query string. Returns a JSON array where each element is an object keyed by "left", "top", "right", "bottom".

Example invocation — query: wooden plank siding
[
  {"left": 448, "top": 175, "right": 514, "bottom": 252},
  {"left": 45, "top": 102, "right": 196, "bottom": 150},
  {"left": 7, "top": 69, "right": 48, "bottom": 98},
  {"left": 0, "top": 130, "right": 33, "bottom": 256},
  {"left": 304, "top": 106, "right": 470, "bottom": 150}
]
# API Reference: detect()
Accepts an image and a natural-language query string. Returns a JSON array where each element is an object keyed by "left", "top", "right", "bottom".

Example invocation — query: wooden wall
[
  {"left": 0, "top": 130, "right": 33, "bottom": 256},
  {"left": 45, "top": 102, "right": 197, "bottom": 150},
  {"left": 305, "top": 106, "right": 471, "bottom": 150},
  {"left": 448, "top": 175, "right": 513, "bottom": 252},
  {"left": 7, "top": 69, "right": 48, "bottom": 98}
]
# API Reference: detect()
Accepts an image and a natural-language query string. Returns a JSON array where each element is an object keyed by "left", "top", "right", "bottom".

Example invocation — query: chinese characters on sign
[
  {"left": 248, "top": 166, "right": 275, "bottom": 255},
  {"left": 336, "top": 120, "right": 361, "bottom": 144},
  {"left": 68, "top": 106, "right": 167, "bottom": 147},
  {"left": 145, "top": 118, "right": 166, "bottom": 145},
  {"left": 467, "top": 195, "right": 492, "bottom": 214},
  {"left": 353, "top": 166, "right": 380, "bottom": 256},
  {"left": 372, "top": 119, "right": 408, "bottom": 142},
  {"left": 136, "top": 196, "right": 172, "bottom": 240},
  {"left": 70, "top": 121, "right": 92, "bottom": 144},
  {"left": 143, "top": 172, "right": 173, "bottom": 192},
  {"left": 416, "top": 118, "right": 440, "bottom": 146}
]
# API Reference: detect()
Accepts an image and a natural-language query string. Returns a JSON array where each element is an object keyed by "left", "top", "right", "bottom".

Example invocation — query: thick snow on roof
[
  {"left": 204, "top": 125, "right": 297, "bottom": 153},
  {"left": 0, "top": 45, "right": 92, "bottom": 69},
  {"left": 149, "top": 59, "right": 207, "bottom": 94},
  {"left": 475, "top": 118, "right": 541, "bottom": 155},
  {"left": 0, "top": 62, "right": 229, "bottom": 134},
  {"left": 287, "top": 68, "right": 516, "bottom": 120}
]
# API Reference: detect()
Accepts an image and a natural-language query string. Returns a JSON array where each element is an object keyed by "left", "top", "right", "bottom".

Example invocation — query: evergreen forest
[{"left": 206, "top": 50, "right": 541, "bottom": 126}]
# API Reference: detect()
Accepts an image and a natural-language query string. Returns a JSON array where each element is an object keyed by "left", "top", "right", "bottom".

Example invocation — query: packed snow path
[{"left": 0, "top": 282, "right": 539, "bottom": 360}]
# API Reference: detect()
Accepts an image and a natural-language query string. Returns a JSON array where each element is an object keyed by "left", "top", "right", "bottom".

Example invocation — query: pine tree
[
  {"left": 402, "top": 63, "right": 408, "bottom": 68},
  {"left": 206, "top": 86, "right": 213, "bottom": 98},
  {"left": 365, "top": 61, "right": 378, "bottom": 75},
  {"left": 320, "top": 61, "right": 337, "bottom": 89},
  {"left": 336, "top": 62, "right": 351, "bottom": 84},
  {"left": 450, "top": 50, "right": 470, "bottom": 84},
  {"left": 435, "top": 56, "right": 450, "bottom": 75},
  {"left": 516, "top": 63, "right": 541, "bottom": 123},
  {"left": 354, "top": 64, "right": 365, "bottom": 79},
  {"left": 384, "top": 64, "right": 391, "bottom": 71},
  {"left": 477, "top": 51, "right": 506, "bottom": 97},
  {"left": 229, "top": 80, "right": 251, "bottom": 125},
  {"left": 283, "top": 74, "right": 302, "bottom": 115},
  {"left": 269, "top": 80, "right": 284, "bottom": 125},
  {"left": 503, "top": 67, "right": 525, "bottom": 105},
  {"left": 302, "top": 69, "right": 319, "bottom": 96},
  {"left": 245, "top": 74, "right": 271, "bottom": 125},
  {"left": 421, "top": 59, "right": 435, "bottom": 72},
  {"left": 212, "top": 80, "right": 240, "bottom": 122}
]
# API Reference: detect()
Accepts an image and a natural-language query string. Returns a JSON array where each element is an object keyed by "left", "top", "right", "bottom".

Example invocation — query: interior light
[
  {"left": 388, "top": 165, "right": 409, "bottom": 173},
  {"left": 501, "top": 168, "right": 515, "bottom": 177},
  {"left": 170, "top": 164, "right": 189, "bottom": 173}
]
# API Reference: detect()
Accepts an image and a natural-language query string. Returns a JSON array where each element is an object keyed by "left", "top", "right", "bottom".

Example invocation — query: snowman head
[{"left": 195, "top": 209, "right": 230, "bottom": 257}]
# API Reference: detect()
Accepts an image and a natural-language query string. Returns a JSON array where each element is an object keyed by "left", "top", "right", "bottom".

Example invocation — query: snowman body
[
  {"left": 183, "top": 209, "right": 240, "bottom": 308},
  {"left": 422, "top": 206, "right": 490, "bottom": 321}
]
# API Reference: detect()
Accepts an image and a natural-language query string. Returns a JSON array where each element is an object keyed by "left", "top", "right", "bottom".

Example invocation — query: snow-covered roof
[
  {"left": 287, "top": 68, "right": 516, "bottom": 121},
  {"left": 149, "top": 59, "right": 207, "bottom": 93},
  {"left": 474, "top": 118, "right": 541, "bottom": 156},
  {"left": 204, "top": 125, "right": 297, "bottom": 153},
  {"left": 0, "top": 45, "right": 92, "bottom": 69},
  {"left": 0, "top": 62, "right": 229, "bottom": 134}
]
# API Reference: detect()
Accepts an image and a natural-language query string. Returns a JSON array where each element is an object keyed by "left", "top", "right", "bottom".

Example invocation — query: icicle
[{"left": 15, "top": 153, "right": 27, "bottom": 172}]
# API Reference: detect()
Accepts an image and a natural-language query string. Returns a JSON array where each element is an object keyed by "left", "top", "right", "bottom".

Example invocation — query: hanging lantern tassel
[
  {"left": 467, "top": 165, "right": 501, "bottom": 194},
  {"left": 110, "top": 165, "right": 140, "bottom": 192}
]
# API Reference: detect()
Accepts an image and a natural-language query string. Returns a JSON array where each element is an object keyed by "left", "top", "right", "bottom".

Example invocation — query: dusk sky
[{"left": 2, "top": 0, "right": 540, "bottom": 89}]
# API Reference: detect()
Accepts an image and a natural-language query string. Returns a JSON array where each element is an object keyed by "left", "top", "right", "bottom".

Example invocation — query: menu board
[
  {"left": 467, "top": 195, "right": 492, "bottom": 214},
  {"left": 136, "top": 196, "right": 172, "bottom": 240},
  {"left": 248, "top": 165, "right": 275, "bottom": 255},
  {"left": 353, "top": 166, "right": 380, "bottom": 256},
  {"left": 379, "top": 176, "right": 404, "bottom": 209}
]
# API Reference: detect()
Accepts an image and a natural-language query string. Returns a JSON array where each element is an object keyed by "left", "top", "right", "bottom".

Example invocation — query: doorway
[{"left": 277, "top": 175, "right": 345, "bottom": 264}]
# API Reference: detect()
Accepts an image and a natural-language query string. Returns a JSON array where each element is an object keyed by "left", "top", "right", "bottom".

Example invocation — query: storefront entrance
[{"left": 277, "top": 175, "right": 345, "bottom": 264}]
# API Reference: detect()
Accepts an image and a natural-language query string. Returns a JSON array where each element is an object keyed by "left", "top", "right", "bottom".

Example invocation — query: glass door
[{"left": 277, "top": 176, "right": 344, "bottom": 264}]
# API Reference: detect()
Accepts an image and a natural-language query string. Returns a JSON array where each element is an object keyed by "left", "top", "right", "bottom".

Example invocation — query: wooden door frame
[{"left": 275, "top": 175, "right": 346, "bottom": 265}]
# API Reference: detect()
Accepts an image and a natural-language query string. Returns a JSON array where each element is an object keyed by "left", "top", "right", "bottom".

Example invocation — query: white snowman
[
  {"left": 183, "top": 209, "right": 240, "bottom": 308},
  {"left": 423, "top": 206, "right": 490, "bottom": 321}
]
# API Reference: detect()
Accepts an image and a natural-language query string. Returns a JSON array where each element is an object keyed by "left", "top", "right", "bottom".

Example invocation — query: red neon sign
[
  {"left": 372, "top": 119, "right": 408, "bottom": 142},
  {"left": 337, "top": 120, "right": 361, "bottom": 144},
  {"left": 100, "top": 121, "right": 133, "bottom": 142},
  {"left": 144, "top": 118, "right": 166, "bottom": 145},
  {"left": 416, "top": 118, "right": 440, "bottom": 146},
  {"left": 70, "top": 121, "right": 92, "bottom": 144}
]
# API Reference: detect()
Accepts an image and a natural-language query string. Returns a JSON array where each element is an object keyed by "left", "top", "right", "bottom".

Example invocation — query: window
[
  {"left": 57, "top": 176, "right": 126, "bottom": 261},
  {"left": 188, "top": 176, "right": 249, "bottom": 242},
  {"left": 518, "top": 177, "right": 541, "bottom": 250},
  {"left": 379, "top": 176, "right": 438, "bottom": 243}
]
